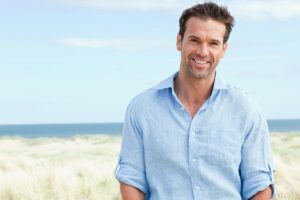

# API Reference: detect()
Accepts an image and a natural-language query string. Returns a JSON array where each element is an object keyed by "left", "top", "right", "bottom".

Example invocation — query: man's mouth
[{"left": 192, "top": 58, "right": 210, "bottom": 64}]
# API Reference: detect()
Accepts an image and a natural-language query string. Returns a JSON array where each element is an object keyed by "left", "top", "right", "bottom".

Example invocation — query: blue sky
[{"left": 0, "top": 0, "right": 299, "bottom": 124}]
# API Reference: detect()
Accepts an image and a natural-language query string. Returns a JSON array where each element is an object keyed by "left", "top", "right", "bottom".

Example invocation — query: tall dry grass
[
  {"left": 271, "top": 133, "right": 300, "bottom": 200},
  {"left": 0, "top": 135, "right": 122, "bottom": 200},
  {"left": 0, "top": 133, "right": 299, "bottom": 200}
]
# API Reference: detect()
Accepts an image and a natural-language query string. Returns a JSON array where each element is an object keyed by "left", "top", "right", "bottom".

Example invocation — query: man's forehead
[{"left": 184, "top": 18, "right": 226, "bottom": 41}]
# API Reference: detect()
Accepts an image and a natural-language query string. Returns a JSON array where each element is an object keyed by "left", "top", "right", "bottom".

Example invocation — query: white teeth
[{"left": 194, "top": 59, "right": 208, "bottom": 64}]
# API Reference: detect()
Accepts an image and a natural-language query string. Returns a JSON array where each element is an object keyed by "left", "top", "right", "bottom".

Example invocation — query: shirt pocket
[{"left": 195, "top": 128, "right": 243, "bottom": 168}]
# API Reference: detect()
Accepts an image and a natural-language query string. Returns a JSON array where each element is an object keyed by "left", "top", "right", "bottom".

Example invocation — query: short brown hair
[{"left": 179, "top": 2, "right": 234, "bottom": 43}]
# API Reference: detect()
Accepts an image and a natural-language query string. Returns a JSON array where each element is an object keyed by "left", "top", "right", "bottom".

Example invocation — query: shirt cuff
[
  {"left": 242, "top": 163, "right": 275, "bottom": 199},
  {"left": 115, "top": 162, "right": 148, "bottom": 194}
]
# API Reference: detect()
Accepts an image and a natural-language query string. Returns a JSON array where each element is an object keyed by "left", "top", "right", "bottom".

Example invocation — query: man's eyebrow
[
  {"left": 188, "top": 36, "right": 199, "bottom": 40},
  {"left": 187, "top": 36, "right": 222, "bottom": 44},
  {"left": 211, "top": 39, "right": 221, "bottom": 44}
]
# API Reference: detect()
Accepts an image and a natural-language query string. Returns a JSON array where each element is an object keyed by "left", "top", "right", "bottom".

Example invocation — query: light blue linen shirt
[{"left": 115, "top": 72, "right": 275, "bottom": 200}]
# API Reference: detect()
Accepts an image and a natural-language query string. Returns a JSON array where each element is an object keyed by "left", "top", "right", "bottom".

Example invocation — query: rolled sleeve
[
  {"left": 241, "top": 111, "right": 275, "bottom": 199},
  {"left": 114, "top": 102, "right": 148, "bottom": 194},
  {"left": 242, "top": 163, "right": 275, "bottom": 199},
  {"left": 115, "top": 159, "right": 148, "bottom": 193}
]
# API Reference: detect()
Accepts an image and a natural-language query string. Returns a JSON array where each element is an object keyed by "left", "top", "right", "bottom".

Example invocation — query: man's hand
[
  {"left": 120, "top": 183, "right": 145, "bottom": 200},
  {"left": 250, "top": 186, "right": 272, "bottom": 200}
]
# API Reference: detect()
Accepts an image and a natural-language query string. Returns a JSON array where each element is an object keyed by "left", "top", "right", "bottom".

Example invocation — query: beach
[{"left": 0, "top": 133, "right": 299, "bottom": 200}]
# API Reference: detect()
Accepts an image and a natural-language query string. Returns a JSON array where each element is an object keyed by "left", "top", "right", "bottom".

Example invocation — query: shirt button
[
  {"left": 192, "top": 131, "right": 196, "bottom": 135},
  {"left": 181, "top": 106, "right": 184, "bottom": 110},
  {"left": 192, "top": 158, "right": 197, "bottom": 162},
  {"left": 196, "top": 186, "right": 200, "bottom": 190}
]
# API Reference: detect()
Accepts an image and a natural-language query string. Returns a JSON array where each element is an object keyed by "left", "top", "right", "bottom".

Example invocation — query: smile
[{"left": 192, "top": 58, "right": 209, "bottom": 64}]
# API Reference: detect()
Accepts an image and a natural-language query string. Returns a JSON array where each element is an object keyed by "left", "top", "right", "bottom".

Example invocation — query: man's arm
[
  {"left": 250, "top": 186, "right": 272, "bottom": 200},
  {"left": 120, "top": 183, "right": 145, "bottom": 200},
  {"left": 240, "top": 106, "right": 275, "bottom": 199},
  {"left": 115, "top": 102, "right": 148, "bottom": 198}
]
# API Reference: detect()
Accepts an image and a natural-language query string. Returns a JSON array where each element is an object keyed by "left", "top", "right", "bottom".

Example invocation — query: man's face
[{"left": 176, "top": 17, "right": 228, "bottom": 80}]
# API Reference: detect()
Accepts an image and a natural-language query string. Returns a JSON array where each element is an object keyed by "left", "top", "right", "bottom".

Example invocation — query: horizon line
[{"left": 1, "top": 118, "right": 300, "bottom": 126}]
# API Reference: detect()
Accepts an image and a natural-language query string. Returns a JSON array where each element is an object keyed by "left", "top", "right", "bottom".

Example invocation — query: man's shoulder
[
  {"left": 215, "top": 74, "right": 256, "bottom": 106},
  {"left": 127, "top": 85, "right": 167, "bottom": 109},
  {"left": 128, "top": 73, "right": 174, "bottom": 108},
  {"left": 226, "top": 84, "right": 251, "bottom": 100},
  {"left": 225, "top": 83, "right": 263, "bottom": 114}
]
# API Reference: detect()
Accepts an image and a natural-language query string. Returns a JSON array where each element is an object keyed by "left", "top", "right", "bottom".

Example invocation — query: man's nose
[{"left": 196, "top": 44, "right": 209, "bottom": 57}]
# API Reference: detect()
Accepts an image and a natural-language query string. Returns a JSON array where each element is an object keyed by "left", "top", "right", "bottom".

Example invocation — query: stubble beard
[{"left": 186, "top": 61, "right": 218, "bottom": 80}]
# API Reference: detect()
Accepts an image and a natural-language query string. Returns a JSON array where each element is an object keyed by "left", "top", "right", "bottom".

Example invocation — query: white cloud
[
  {"left": 58, "top": 0, "right": 191, "bottom": 11},
  {"left": 58, "top": 38, "right": 172, "bottom": 50},
  {"left": 56, "top": 0, "right": 300, "bottom": 19},
  {"left": 226, "top": 0, "right": 300, "bottom": 20}
]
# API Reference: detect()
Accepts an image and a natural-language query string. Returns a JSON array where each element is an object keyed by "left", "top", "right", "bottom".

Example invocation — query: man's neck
[{"left": 174, "top": 72, "right": 215, "bottom": 118}]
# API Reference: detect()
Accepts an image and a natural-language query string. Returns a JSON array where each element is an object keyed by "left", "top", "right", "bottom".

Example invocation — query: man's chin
[{"left": 188, "top": 70, "right": 212, "bottom": 80}]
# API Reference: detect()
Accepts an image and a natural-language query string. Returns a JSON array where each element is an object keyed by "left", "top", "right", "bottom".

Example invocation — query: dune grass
[
  {"left": 0, "top": 135, "right": 122, "bottom": 200},
  {"left": 271, "top": 133, "right": 300, "bottom": 199},
  {"left": 0, "top": 132, "right": 299, "bottom": 200}
]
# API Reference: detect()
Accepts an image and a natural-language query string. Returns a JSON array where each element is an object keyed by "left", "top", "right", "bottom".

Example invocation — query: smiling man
[{"left": 115, "top": 2, "right": 275, "bottom": 200}]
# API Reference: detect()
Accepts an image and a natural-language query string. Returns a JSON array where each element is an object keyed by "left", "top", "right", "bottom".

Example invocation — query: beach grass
[
  {"left": 0, "top": 135, "right": 122, "bottom": 200},
  {"left": 0, "top": 133, "right": 299, "bottom": 200},
  {"left": 271, "top": 133, "right": 300, "bottom": 199}
]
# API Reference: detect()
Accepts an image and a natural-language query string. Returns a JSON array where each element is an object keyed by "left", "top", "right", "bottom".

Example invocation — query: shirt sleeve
[
  {"left": 240, "top": 110, "right": 275, "bottom": 199},
  {"left": 114, "top": 102, "right": 148, "bottom": 194}
]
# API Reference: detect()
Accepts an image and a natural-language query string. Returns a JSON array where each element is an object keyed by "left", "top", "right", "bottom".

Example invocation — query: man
[{"left": 115, "top": 2, "right": 275, "bottom": 200}]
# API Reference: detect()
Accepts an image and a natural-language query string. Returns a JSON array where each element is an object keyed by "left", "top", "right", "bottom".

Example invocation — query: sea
[{"left": 0, "top": 119, "right": 299, "bottom": 138}]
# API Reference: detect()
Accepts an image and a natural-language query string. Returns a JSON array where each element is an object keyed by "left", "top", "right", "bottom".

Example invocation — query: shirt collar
[
  {"left": 213, "top": 72, "right": 229, "bottom": 90},
  {"left": 155, "top": 71, "right": 178, "bottom": 90},
  {"left": 155, "top": 71, "right": 229, "bottom": 91}
]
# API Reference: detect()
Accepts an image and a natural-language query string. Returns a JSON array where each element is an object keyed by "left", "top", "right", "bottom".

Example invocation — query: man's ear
[
  {"left": 176, "top": 34, "right": 182, "bottom": 51},
  {"left": 220, "top": 42, "right": 228, "bottom": 58}
]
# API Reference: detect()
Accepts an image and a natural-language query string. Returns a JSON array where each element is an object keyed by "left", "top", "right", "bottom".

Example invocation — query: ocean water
[
  {"left": 0, "top": 123, "right": 123, "bottom": 138},
  {"left": 267, "top": 119, "right": 300, "bottom": 132},
  {"left": 0, "top": 120, "right": 299, "bottom": 138}
]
